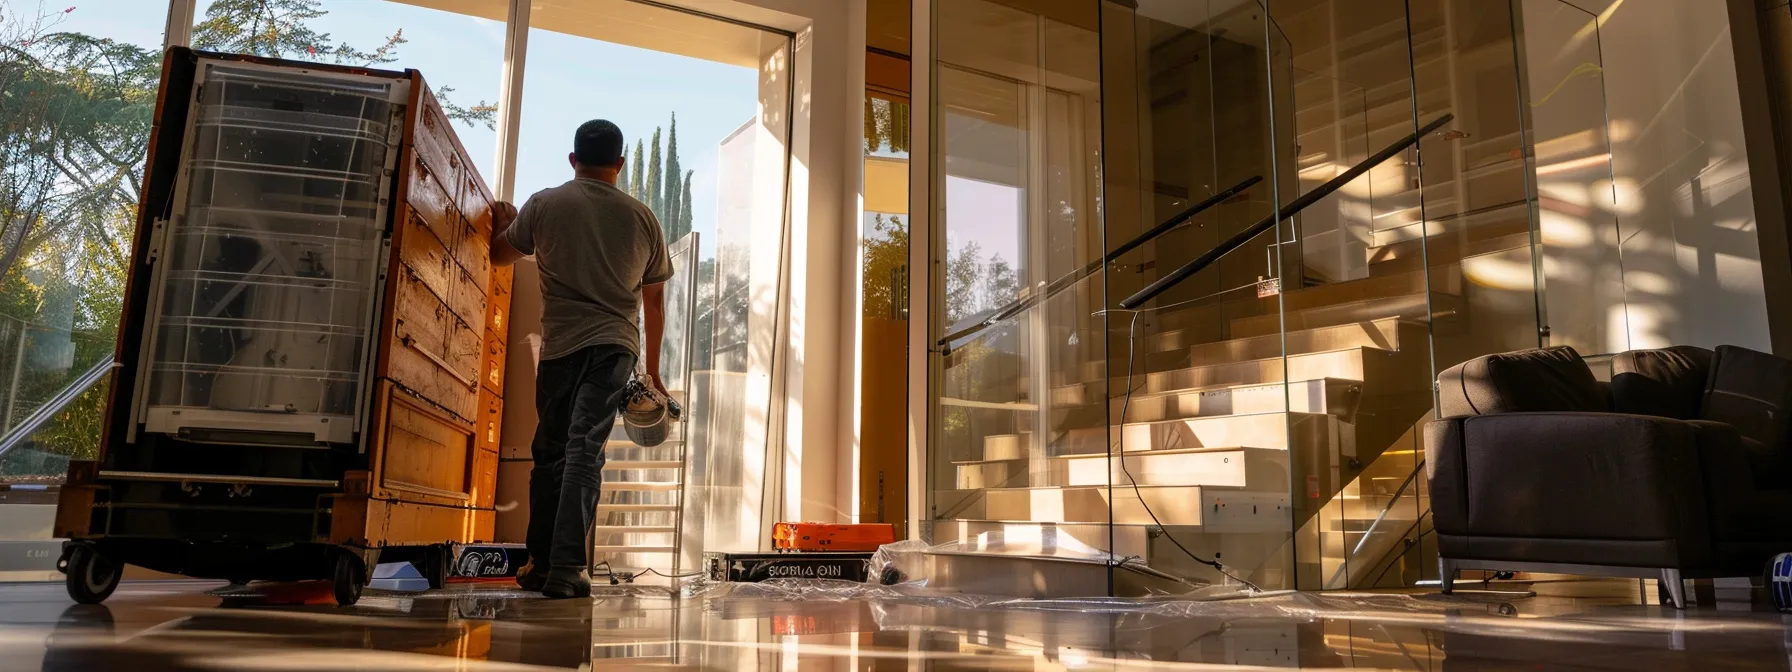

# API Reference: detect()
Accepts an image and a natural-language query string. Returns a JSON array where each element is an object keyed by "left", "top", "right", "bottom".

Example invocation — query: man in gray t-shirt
[{"left": 490, "top": 119, "right": 671, "bottom": 599}]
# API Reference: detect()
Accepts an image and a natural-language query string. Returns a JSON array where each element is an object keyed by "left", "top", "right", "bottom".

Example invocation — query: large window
[{"left": 0, "top": 0, "right": 172, "bottom": 578}]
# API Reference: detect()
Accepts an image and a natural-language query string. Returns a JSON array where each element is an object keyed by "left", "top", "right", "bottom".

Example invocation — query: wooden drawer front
[
  {"left": 389, "top": 269, "right": 479, "bottom": 419},
  {"left": 446, "top": 318, "right": 482, "bottom": 389},
  {"left": 456, "top": 214, "right": 492, "bottom": 294},
  {"left": 406, "top": 151, "right": 459, "bottom": 253},
  {"left": 481, "top": 329, "right": 507, "bottom": 396},
  {"left": 487, "top": 266, "right": 513, "bottom": 337},
  {"left": 395, "top": 210, "right": 454, "bottom": 304},
  {"left": 413, "top": 91, "right": 459, "bottom": 187},
  {"left": 392, "top": 266, "right": 448, "bottom": 364},
  {"left": 458, "top": 168, "right": 492, "bottom": 236},
  {"left": 471, "top": 445, "right": 499, "bottom": 508},
  {"left": 378, "top": 384, "right": 477, "bottom": 503},
  {"left": 478, "top": 389, "right": 503, "bottom": 454},
  {"left": 449, "top": 267, "right": 487, "bottom": 329}
]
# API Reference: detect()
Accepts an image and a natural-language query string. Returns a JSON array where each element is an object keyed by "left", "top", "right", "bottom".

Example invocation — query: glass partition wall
[
  {"left": 926, "top": 0, "right": 1112, "bottom": 570},
  {"left": 927, "top": 0, "right": 1548, "bottom": 593}
]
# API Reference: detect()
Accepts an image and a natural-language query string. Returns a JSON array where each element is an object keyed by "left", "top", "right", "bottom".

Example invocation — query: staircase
[
  {"left": 932, "top": 211, "right": 1531, "bottom": 590},
  {"left": 588, "top": 234, "right": 698, "bottom": 584},
  {"left": 590, "top": 396, "right": 690, "bottom": 582}
]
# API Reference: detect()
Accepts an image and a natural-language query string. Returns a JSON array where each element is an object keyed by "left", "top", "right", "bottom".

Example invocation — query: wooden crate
[
  {"left": 69, "top": 50, "right": 515, "bottom": 555},
  {"left": 351, "top": 75, "right": 513, "bottom": 546}
]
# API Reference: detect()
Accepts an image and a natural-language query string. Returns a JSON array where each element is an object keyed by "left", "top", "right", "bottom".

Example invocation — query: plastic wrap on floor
[
  {"left": 863, "top": 537, "right": 1257, "bottom": 599},
  {"left": 686, "top": 577, "right": 1268, "bottom": 615}
]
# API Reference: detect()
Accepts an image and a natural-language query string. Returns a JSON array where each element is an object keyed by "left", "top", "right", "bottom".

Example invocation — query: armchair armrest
[{"left": 1426, "top": 412, "right": 1713, "bottom": 567}]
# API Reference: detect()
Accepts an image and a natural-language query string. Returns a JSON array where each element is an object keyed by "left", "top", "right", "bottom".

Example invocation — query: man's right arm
[{"left": 490, "top": 201, "right": 527, "bottom": 266}]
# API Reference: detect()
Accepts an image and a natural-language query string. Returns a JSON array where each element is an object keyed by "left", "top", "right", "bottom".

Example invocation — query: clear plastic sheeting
[
  {"left": 864, "top": 536, "right": 1258, "bottom": 600},
  {"left": 691, "top": 577, "right": 1269, "bottom": 611}
]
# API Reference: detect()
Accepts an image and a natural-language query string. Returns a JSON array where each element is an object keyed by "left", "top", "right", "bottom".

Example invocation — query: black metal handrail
[
  {"left": 937, "top": 174, "right": 1262, "bottom": 353},
  {"left": 1119, "top": 113, "right": 1455, "bottom": 310}
]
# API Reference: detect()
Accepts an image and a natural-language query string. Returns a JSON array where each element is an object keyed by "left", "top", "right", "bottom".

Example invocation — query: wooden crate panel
[
  {"left": 411, "top": 88, "right": 460, "bottom": 189},
  {"left": 478, "top": 388, "right": 502, "bottom": 454},
  {"left": 376, "top": 384, "right": 477, "bottom": 502},
  {"left": 446, "top": 318, "right": 482, "bottom": 388},
  {"left": 456, "top": 213, "right": 492, "bottom": 295},
  {"left": 395, "top": 209, "right": 454, "bottom": 304},
  {"left": 391, "top": 266, "right": 448, "bottom": 362},
  {"left": 331, "top": 496, "right": 495, "bottom": 547},
  {"left": 458, "top": 161, "right": 492, "bottom": 233},
  {"left": 405, "top": 150, "right": 458, "bottom": 253},
  {"left": 471, "top": 445, "right": 498, "bottom": 508},
  {"left": 487, "top": 266, "right": 513, "bottom": 337},
  {"left": 481, "top": 328, "right": 507, "bottom": 396},
  {"left": 448, "top": 267, "right": 486, "bottom": 329}
]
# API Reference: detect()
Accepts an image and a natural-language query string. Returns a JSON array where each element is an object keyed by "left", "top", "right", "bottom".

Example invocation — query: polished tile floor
[{"left": 0, "top": 577, "right": 1789, "bottom": 670}]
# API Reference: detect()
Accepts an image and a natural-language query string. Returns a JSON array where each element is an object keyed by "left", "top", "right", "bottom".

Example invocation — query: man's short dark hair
[{"left": 573, "top": 120, "right": 625, "bottom": 166}]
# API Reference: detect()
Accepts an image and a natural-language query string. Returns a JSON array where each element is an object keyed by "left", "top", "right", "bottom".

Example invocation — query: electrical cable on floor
[
  {"left": 1114, "top": 309, "right": 1263, "bottom": 594},
  {"left": 591, "top": 560, "right": 706, "bottom": 584}
]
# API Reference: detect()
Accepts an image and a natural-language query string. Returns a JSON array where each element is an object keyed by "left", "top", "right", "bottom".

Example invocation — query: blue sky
[{"left": 40, "top": 0, "right": 763, "bottom": 260}]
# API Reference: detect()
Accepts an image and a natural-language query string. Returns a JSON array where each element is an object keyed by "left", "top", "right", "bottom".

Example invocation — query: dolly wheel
[
  {"left": 333, "top": 554, "right": 365, "bottom": 606},
  {"left": 65, "top": 546, "right": 121, "bottom": 605}
]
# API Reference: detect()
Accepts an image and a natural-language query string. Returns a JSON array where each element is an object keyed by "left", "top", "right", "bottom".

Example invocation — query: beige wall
[{"left": 1536, "top": 0, "right": 1775, "bottom": 353}]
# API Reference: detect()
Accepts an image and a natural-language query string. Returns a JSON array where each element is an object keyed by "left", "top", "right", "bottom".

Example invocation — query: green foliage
[
  {"left": 644, "top": 127, "right": 663, "bottom": 217},
  {"left": 625, "top": 116, "right": 696, "bottom": 243},
  {"left": 862, "top": 214, "right": 907, "bottom": 319},
  {"left": 664, "top": 114, "right": 681, "bottom": 236},
  {"left": 191, "top": 0, "right": 496, "bottom": 128},
  {"left": 629, "top": 139, "right": 646, "bottom": 200},
  {"left": 0, "top": 0, "right": 496, "bottom": 476},
  {"left": 865, "top": 97, "right": 909, "bottom": 154},
  {"left": 677, "top": 170, "right": 693, "bottom": 241}
]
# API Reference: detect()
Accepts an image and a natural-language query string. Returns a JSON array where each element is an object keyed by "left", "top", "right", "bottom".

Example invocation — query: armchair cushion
[
  {"left": 1438, "top": 346, "right": 1608, "bottom": 418},
  {"left": 1426, "top": 412, "right": 1713, "bottom": 568},
  {"left": 1610, "top": 345, "right": 1713, "bottom": 420},
  {"left": 1703, "top": 345, "right": 1792, "bottom": 448},
  {"left": 1701, "top": 345, "right": 1792, "bottom": 486}
]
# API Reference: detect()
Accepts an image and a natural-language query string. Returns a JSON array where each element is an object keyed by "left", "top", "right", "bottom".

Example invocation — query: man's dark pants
[{"left": 527, "top": 343, "right": 634, "bottom": 571}]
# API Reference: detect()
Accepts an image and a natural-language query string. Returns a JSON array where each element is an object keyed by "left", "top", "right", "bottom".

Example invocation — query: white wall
[{"left": 1542, "top": 0, "right": 1774, "bottom": 352}]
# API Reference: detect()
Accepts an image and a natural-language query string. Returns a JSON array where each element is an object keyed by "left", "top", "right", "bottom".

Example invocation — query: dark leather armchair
[{"left": 1427, "top": 345, "right": 1792, "bottom": 608}]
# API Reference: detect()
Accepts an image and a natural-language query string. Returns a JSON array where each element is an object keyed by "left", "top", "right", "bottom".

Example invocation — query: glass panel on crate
[{"left": 145, "top": 66, "right": 397, "bottom": 433}]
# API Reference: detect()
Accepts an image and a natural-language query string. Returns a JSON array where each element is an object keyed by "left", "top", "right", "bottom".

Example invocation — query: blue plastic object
[{"left": 369, "top": 561, "right": 431, "bottom": 593}]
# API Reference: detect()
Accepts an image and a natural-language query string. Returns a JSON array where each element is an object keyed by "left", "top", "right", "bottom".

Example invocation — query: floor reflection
[{"left": 0, "top": 579, "right": 1788, "bottom": 670}]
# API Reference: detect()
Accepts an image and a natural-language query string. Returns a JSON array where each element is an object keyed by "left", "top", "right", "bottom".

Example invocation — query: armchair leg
[
  {"left": 1660, "top": 569, "right": 1686, "bottom": 609},
  {"left": 1440, "top": 558, "right": 1458, "bottom": 595}
]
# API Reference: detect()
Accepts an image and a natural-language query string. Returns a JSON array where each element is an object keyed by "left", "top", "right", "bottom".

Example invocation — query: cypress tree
[
  {"left": 616, "top": 151, "right": 631, "bottom": 194},
  {"left": 645, "top": 128, "right": 664, "bottom": 222},
  {"left": 679, "top": 170, "right": 694, "bottom": 240},
  {"left": 664, "top": 114, "right": 681, "bottom": 235},
  {"left": 629, "top": 139, "right": 646, "bottom": 201}
]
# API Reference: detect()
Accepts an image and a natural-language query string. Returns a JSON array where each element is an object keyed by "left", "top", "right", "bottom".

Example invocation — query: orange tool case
[{"left": 772, "top": 523, "right": 896, "bottom": 552}]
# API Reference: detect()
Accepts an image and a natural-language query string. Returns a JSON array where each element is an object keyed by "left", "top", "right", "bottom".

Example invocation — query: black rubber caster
[
  {"left": 62, "top": 545, "right": 122, "bottom": 605},
  {"left": 333, "top": 553, "right": 365, "bottom": 606}
]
